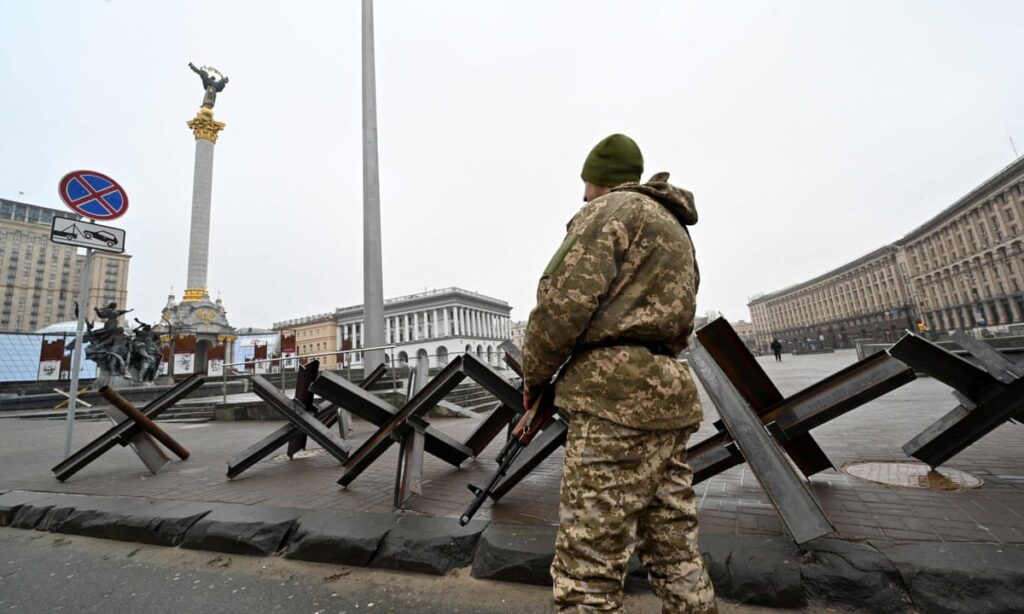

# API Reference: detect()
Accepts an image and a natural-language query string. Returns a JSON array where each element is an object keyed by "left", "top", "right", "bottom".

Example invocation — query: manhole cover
[
  {"left": 843, "top": 461, "right": 982, "bottom": 490},
  {"left": 271, "top": 449, "right": 326, "bottom": 461}
]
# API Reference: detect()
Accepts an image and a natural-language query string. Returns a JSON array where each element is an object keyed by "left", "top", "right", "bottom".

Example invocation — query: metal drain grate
[{"left": 843, "top": 461, "right": 982, "bottom": 490}]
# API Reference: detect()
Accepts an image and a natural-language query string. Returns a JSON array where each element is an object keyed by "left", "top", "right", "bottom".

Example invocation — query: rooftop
[{"left": 274, "top": 287, "right": 511, "bottom": 328}]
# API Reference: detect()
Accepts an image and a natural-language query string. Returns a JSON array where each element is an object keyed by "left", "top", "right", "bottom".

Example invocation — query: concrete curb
[
  {"left": 370, "top": 515, "right": 489, "bottom": 575},
  {"left": 2, "top": 490, "right": 1022, "bottom": 613},
  {"left": 286, "top": 509, "right": 395, "bottom": 566},
  {"left": 179, "top": 503, "right": 301, "bottom": 556}
]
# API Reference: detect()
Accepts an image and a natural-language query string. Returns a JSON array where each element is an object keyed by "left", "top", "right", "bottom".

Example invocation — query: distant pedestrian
[{"left": 770, "top": 338, "right": 783, "bottom": 362}]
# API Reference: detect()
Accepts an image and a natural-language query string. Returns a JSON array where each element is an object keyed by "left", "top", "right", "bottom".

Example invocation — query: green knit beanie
[{"left": 581, "top": 133, "right": 644, "bottom": 187}]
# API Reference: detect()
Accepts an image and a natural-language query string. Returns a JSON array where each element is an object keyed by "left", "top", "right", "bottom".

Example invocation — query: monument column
[{"left": 184, "top": 108, "right": 226, "bottom": 301}]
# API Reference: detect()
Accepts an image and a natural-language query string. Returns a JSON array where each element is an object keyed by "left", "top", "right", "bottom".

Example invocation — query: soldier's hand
[{"left": 523, "top": 391, "right": 535, "bottom": 413}]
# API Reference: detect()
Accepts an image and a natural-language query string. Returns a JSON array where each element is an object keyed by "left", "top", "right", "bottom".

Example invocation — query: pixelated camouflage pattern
[
  {"left": 551, "top": 412, "right": 717, "bottom": 613},
  {"left": 522, "top": 173, "right": 702, "bottom": 430}
]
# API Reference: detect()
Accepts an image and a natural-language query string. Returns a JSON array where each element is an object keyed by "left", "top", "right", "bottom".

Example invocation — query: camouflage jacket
[{"left": 522, "top": 173, "right": 702, "bottom": 431}]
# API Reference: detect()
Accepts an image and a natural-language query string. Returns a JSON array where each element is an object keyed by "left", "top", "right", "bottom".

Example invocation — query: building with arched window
[{"left": 275, "top": 287, "right": 513, "bottom": 368}]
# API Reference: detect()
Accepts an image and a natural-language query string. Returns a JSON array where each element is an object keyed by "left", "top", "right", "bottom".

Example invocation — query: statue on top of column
[{"left": 188, "top": 62, "right": 229, "bottom": 109}]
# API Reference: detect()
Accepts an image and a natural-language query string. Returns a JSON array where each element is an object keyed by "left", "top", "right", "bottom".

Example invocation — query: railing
[
  {"left": 216, "top": 346, "right": 517, "bottom": 406},
  {"left": 219, "top": 344, "right": 399, "bottom": 405}
]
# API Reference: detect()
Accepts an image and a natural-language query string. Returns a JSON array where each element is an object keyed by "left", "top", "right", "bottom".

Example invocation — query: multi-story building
[
  {"left": 0, "top": 198, "right": 130, "bottom": 332},
  {"left": 895, "top": 161, "right": 1024, "bottom": 333},
  {"left": 749, "top": 157, "right": 1024, "bottom": 350},
  {"left": 276, "top": 313, "right": 339, "bottom": 368},
  {"left": 731, "top": 319, "right": 758, "bottom": 353},
  {"left": 274, "top": 287, "right": 514, "bottom": 368}
]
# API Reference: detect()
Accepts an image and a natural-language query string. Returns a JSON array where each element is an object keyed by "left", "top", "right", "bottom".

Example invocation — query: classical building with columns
[
  {"left": 274, "top": 287, "right": 513, "bottom": 368},
  {"left": 749, "top": 157, "right": 1024, "bottom": 351}
]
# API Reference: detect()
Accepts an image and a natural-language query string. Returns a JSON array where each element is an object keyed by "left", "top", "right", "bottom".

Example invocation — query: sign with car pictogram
[{"left": 49, "top": 216, "right": 126, "bottom": 254}]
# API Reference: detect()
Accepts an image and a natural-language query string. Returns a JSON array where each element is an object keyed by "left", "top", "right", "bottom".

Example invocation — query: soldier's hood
[{"left": 612, "top": 172, "right": 698, "bottom": 226}]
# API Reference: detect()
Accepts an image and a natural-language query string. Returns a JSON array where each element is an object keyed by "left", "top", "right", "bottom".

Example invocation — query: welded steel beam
[
  {"left": 949, "top": 330, "right": 1024, "bottom": 382},
  {"left": 903, "top": 377, "right": 1024, "bottom": 467},
  {"left": 339, "top": 357, "right": 473, "bottom": 487},
  {"left": 893, "top": 331, "right": 1024, "bottom": 467},
  {"left": 889, "top": 334, "right": 996, "bottom": 400},
  {"left": 695, "top": 318, "right": 833, "bottom": 477},
  {"left": 286, "top": 360, "right": 321, "bottom": 458},
  {"left": 459, "top": 353, "right": 526, "bottom": 456},
  {"left": 225, "top": 365, "right": 387, "bottom": 479},
  {"left": 687, "top": 351, "right": 914, "bottom": 483},
  {"left": 251, "top": 376, "right": 352, "bottom": 463},
  {"left": 689, "top": 344, "right": 834, "bottom": 545},
  {"left": 311, "top": 369, "right": 470, "bottom": 466},
  {"left": 52, "top": 375, "right": 206, "bottom": 482}
]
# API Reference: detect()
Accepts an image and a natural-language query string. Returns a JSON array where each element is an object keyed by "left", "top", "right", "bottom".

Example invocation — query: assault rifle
[{"left": 460, "top": 385, "right": 557, "bottom": 526}]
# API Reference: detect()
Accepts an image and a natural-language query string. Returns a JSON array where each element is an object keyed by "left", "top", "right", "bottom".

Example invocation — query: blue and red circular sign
[{"left": 58, "top": 170, "right": 129, "bottom": 220}]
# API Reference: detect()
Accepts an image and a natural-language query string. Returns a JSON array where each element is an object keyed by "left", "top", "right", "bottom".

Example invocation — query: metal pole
[
  {"left": 390, "top": 346, "right": 397, "bottom": 393},
  {"left": 64, "top": 248, "right": 93, "bottom": 458},
  {"left": 361, "top": 0, "right": 385, "bottom": 373}
]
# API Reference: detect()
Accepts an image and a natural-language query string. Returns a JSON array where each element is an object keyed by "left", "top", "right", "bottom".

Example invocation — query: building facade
[
  {"left": 0, "top": 199, "right": 130, "bottom": 333},
  {"left": 731, "top": 320, "right": 758, "bottom": 353},
  {"left": 895, "top": 163, "right": 1024, "bottom": 334},
  {"left": 509, "top": 320, "right": 527, "bottom": 351},
  {"left": 274, "top": 287, "right": 514, "bottom": 369},
  {"left": 279, "top": 314, "right": 339, "bottom": 369},
  {"left": 749, "top": 158, "right": 1024, "bottom": 351}
]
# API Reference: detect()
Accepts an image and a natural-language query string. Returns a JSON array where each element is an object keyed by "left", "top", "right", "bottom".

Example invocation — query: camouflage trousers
[{"left": 551, "top": 412, "right": 717, "bottom": 613}]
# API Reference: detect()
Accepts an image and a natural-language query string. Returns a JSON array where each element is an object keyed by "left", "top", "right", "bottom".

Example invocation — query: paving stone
[
  {"left": 800, "top": 537, "right": 912, "bottom": 613},
  {"left": 872, "top": 541, "right": 1024, "bottom": 614},
  {"left": 471, "top": 523, "right": 557, "bottom": 585},
  {"left": 180, "top": 503, "right": 301, "bottom": 556},
  {"left": 285, "top": 509, "right": 396, "bottom": 566},
  {"left": 371, "top": 515, "right": 488, "bottom": 575},
  {"left": 56, "top": 497, "right": 215, "bottom": 546}
]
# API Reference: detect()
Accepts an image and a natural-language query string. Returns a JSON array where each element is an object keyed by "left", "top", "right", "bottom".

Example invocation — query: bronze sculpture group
[{"left": 69, "top": 303, "right": 163, "bottom": 385}]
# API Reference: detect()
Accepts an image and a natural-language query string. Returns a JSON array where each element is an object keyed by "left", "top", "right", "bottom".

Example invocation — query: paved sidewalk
[{"left": 1, "top": 350, "right": 1022, "bottom": 544}]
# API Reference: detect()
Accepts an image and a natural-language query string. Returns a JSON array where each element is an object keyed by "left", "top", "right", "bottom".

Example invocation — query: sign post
[
  {"left": 65, "top": 250, "right": 93, "bottom": 458},
  {"left": 55, "top": 169, "right": 129, "bottom": 458}
]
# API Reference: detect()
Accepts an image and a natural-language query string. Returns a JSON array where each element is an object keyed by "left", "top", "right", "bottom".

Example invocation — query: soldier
[{"left": 522, "top": 134, "right": 716, "bottom": 612}]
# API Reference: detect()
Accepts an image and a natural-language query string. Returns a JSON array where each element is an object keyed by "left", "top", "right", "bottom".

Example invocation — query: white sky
[{"left": 2, "top": 1, "right": 1022, "bottom": 327}]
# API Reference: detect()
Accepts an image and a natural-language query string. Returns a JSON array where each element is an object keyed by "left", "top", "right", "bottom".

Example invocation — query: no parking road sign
[{"left": 58, "top": 170, "right": 129, "bottom": 220}]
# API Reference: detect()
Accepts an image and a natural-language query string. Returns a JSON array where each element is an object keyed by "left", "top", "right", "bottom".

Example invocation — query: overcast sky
[{"left": 2, "top": 1, "right": 1022, "bottom": 328}]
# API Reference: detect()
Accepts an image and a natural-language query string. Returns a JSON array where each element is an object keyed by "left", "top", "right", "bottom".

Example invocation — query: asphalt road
[{"left": 0, "top": 527, "right": 818, "bottom": 614}]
